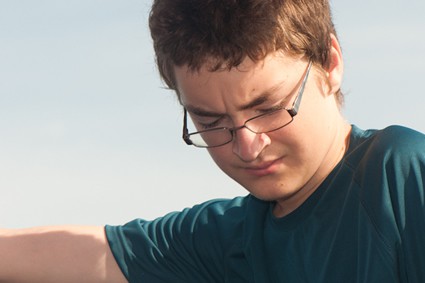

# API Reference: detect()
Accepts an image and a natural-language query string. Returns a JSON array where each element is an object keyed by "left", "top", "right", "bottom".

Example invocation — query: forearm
[{"left": 0, "top": 226, "right": 127, "bottom": 283}]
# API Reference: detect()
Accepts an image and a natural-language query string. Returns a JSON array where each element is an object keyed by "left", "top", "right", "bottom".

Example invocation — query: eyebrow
[{"left": 185, "top": 80, "right": 286, "bottom": 117}]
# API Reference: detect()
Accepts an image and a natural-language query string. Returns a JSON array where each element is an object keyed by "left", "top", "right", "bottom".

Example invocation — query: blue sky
[{"left": 0, "top": 0, "right": 424, "bottom": 228}]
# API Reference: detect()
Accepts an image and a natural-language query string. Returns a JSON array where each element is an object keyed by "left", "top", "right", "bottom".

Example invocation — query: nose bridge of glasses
[
  {"left": 231, "top": 109, "right": 286, "bottom": 135},
  {"left": 231, "top": 124, "right": 257, "bottom": 145},
  {"left": 229, "top": 120, "right": 260, "bottom": 137}
]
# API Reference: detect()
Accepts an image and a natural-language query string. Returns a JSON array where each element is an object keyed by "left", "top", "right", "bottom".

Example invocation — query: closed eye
[
  {"left": 197, "top": 117, "right": 225, "bottom": 130},
  {"left": 257, "top": 102, "right": 285, "bottom": 114}
]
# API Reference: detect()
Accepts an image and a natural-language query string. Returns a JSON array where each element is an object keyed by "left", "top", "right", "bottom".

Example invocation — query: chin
[{"left": 242, "top": 184, "right": 288, "bottom": 202}]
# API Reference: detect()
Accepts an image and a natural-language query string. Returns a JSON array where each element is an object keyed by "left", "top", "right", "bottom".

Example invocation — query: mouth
[{"left": 244, "top": 158, "right": 283, "bottom": 177}]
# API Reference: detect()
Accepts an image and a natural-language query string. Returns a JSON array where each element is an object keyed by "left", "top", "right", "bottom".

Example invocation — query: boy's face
[{"left": 174, "top": 51, "right": 348, "bottom": 215}]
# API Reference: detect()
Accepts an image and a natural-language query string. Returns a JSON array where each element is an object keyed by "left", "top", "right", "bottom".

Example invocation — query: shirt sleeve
[{"left": 105, "top": 197, "right": 247, "bottom": 283}]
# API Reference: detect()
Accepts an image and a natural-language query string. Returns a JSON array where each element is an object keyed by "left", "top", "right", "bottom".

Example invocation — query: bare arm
[{"left": 0, "top": 226, "right": 127, "bottom": 283}]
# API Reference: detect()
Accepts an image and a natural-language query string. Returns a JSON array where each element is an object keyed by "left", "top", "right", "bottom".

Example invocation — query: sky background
[{"left": 0, "top": 0, "right": 424, "bottom": 228}]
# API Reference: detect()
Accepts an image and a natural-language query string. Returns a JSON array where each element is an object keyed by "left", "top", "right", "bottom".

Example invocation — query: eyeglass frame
[{"left": 182, "top": 60, "right": 313, "bottom": 148}]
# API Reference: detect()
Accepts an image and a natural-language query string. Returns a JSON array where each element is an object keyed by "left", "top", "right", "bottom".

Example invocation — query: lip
[{"left": 244, "top": 158, "right": 282, "bottom": 177}]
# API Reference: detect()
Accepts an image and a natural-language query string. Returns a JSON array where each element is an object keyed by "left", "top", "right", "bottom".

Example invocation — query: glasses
[{"left": 182, "top": 60, "right": 313, "bottom": 148}]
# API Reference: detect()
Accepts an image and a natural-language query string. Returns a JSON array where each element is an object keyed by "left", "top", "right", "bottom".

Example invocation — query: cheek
[
  {"left": 271, "top": 122, "right": 316, "bottom": 161},
  {"left": 268, "top": 124, "right": 302, "bottom": 149},
  {"left": 282, "top": 112, "right": 334, "bottom": 167}
]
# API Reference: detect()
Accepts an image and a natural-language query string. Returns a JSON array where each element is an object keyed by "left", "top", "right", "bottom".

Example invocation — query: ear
[{"left": 325, "top": 34, "right": 344, "bottom": 95}]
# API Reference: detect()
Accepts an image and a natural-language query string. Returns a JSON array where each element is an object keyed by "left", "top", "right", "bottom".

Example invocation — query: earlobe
[{"left": 326, "top": 34, "right": 344, "bottom": 95}]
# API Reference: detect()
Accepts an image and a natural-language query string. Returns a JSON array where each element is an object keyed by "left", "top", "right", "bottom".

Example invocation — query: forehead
[{"left": 174, "top": 52, "right": 303, "bottom": 110}]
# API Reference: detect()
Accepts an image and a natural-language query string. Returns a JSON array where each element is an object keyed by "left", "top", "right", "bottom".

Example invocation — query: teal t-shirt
[{"left": 105, "top": 125, "right": 425, "bottom": 282}]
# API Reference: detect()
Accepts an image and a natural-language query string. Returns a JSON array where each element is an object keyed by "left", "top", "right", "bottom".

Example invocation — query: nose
[{"left": 232, "top": 127, "right": 271, "bottom": 162}]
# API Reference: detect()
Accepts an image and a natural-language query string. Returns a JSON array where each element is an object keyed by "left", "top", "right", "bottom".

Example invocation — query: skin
[
  {"left": 175, "top": 35, "right": 351, "bottom": 217},
  {"left": 0, "top": 226, "right": 127, "bottom": 283}
]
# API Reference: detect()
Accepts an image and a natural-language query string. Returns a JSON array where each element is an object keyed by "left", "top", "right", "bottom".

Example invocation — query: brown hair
[{"left": 149, "top": 0, "right": 342, "bottom": 102}]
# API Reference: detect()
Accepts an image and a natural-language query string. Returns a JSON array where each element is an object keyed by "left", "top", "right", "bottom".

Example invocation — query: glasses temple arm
[
  {"left": 182, "top": 109, "right": 193, "bottom": 145},
  {"left": 288, "top": 60, "right": 312, "bottom": 116}
]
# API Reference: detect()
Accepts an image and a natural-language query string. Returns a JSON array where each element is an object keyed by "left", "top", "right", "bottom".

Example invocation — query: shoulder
[
  {"left": 366, "top": 125, "right": 425, "bottom": 173},
  {"left": 347, "top": 125, "right": 425, "bottom": 168},
  {"left": 344, "top": 125, "right": 425, "bottom": 213},
  {"left": 179, "top": 196, "right": 251, "bottom": 230},
  {"left": 372, "top": 125, "right": 425, "bottom": 153},
  {"left": 119, "top": 196, "right": 252, "bottom": 238},
  {"left": 348, "top": 124, "right": 425, "bottom": 176},
  {"left": 106, "top": 196, "right": 251, "bottom": 236},
  {"left": 105, "top": 197, "right": 254, "bottom": 281},
  {"left": 345, "top": 125, "right": 425, "bottom": 227}
]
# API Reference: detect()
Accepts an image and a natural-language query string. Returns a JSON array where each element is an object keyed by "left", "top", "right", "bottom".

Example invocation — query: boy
[{"left": 1, "top": 0, "right": 424, "bottom": 282}]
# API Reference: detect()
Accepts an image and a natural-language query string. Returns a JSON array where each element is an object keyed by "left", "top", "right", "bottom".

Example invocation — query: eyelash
[
  {"left": 257, "top": 102, "right": 285, "bottom": 114},
  {"left": 198, "top": 118, "right": 223, "bottom": 129}
]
